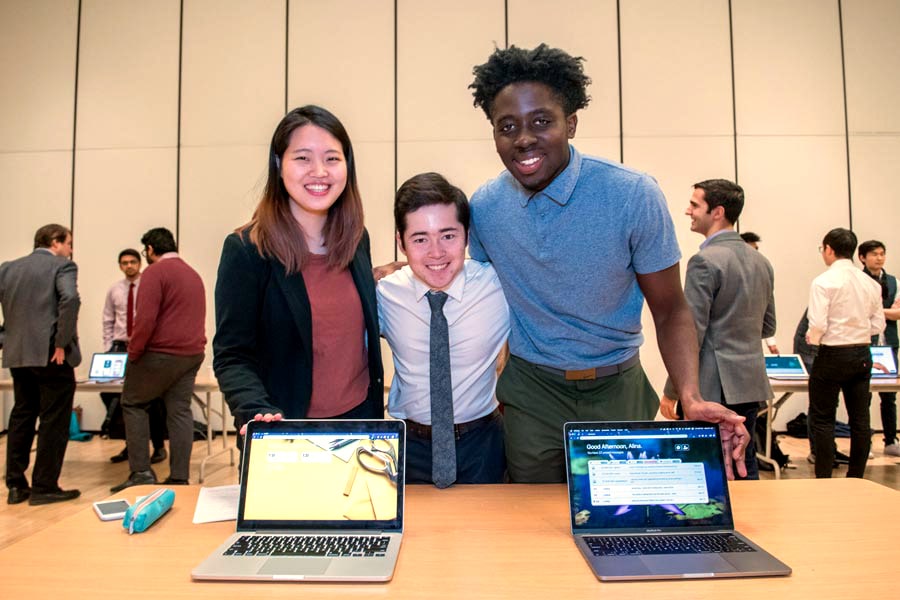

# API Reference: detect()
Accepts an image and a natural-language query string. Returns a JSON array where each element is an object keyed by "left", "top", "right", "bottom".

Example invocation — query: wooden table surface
[{"left": 1, "top": 478, "right": 896, "bottom": 598}]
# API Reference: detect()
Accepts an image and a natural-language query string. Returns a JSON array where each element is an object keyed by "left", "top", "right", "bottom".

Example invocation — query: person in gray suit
[
  {"left": 0, "top": 224, "right": 82, "bottom": 505},
  {"left": 661, "top": 180, "right": 776, "bottom": 479}
]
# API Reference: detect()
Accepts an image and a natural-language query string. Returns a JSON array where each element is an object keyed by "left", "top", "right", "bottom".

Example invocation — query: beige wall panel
[
  {"left": 0, "top": 152, "right": 72, "bottom": 265},
  {"left": 732, "top": 0, "right": 844, "bottom": 135},
  {"left": 397, "top": 140, "right": 503, "bottom": 202},
  {"left": 178, "top": 145, "right": 269, "bottom": 373},
  {"left": 842, "top": 0, "right": 900, "bottom": 134},
  {"left": 738, "top": 136, "right": 848, "bottom": 340},
  {"left": 288, "top": 0, "right": 393, "bottom": 143},
  {"left": 398, "top": 0, "right": 504, "bottom": 143},
  {"left": 848, "top": 136, "right": 900, "bottom": 267},
  {"left": 0, "top": 0, "right": 77, "bottom": 152},
  {"left": 621, "top": 0, "right": 733, "bottom": 137},
  {"left": 575, "top": 137, "right": 624, "bottom": 164},
  {"left": 354, "top": 142, "right": 397, "bottom": 268},
  {"left": 71, "top": 148, "right": 177, "bottom": 427},
  {"left": 181, "top": 0, "right": 285, "bottom": 147},
  {"left": 507, "top": 0, "right": 619, "bottom": 139},
  {"left": 77, "top": 0, "right": 180, "bottom": 149},
  {"left": 618, "top": 136, "right": 736, "bottom": 394}
]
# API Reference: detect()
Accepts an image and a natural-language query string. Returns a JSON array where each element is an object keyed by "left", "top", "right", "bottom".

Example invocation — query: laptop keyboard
[
  {"left": 225, "top": 535, "right": 390, "bottom": 557},
  {"left": 585, "top": 533, "right": 754, "bottom": 556}
]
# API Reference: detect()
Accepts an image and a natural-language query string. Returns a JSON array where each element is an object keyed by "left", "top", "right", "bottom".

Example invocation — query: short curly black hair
[{"left": 470, "top": 43, "right": 592, "bottom": 120}]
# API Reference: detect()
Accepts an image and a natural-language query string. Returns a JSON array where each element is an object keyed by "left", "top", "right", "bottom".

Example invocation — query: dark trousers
[
  {"left": 732, "top": 401, "right": 762, "bottom": 480},
  {"left": 122, "top": 352, "right": 203, "bottom": 479},
  {"left": 878, "top": 346, "right": 897, "bottom": 445},
  {"left": 405, "top": 412, "right": 505, "bottom": 485},
  {"left": 100, "top": 340, "right": 166, "bottom": 449},
  {"left": 809, "top": 345, "right": 872, "bottom": 478},
  {"left": 5, "top": 363, "right": 76, "bottom": 492}
]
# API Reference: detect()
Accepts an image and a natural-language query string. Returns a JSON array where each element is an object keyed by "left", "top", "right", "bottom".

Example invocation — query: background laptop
[
  {"left": 192, "top": 419, "right": 405, "bottom": 582},
  {"left": 79, "top": 352, "right": 128, "bottom": 383},
  {"left": 764, "top": 354, "right": 809, "bottom": 379},
  {"left": 870, "top": 345, "right": 898, "bottom": 378},
  {"left": 564, "top": 420, "right": 791, "bottom": 580}
]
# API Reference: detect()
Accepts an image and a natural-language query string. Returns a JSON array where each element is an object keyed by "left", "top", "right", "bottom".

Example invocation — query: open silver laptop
[
  {"left": 564, "top": 420, "right": 791, "bottom": 581},
  {"left": 870, "top": 345, "right": 898, "bottom": 379},
  {"left": 78, "top": 352, "right": 128, "bottom": 383},
  {"left": 764, "top": 354, "right": 809, "bottom": 380},
  {"left": 192, "top": 419, "right": 405, "bottom": 582}
]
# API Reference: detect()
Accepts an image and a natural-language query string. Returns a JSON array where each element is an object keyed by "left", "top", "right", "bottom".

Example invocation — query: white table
[
  {"left": 761, "top": 377, "right": 900, "bottom": 477},
  {"left": 0, "top": 377, "right": 233, "bottom": 482}
]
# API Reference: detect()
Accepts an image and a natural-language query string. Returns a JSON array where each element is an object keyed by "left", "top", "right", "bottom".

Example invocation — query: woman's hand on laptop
[{"left": 239, "top": 412, "right": 284, "bottom": 436}]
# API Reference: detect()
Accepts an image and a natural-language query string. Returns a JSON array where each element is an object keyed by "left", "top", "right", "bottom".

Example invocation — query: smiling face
[
  {"left": 398, "top": 203, "right": 467, "bottom": 292},
  {"left": 685, "top": 188, "right": 717, "bottom": 237},
  {"left": 490, "top": 81, "right": 577, "bottom": 192},
  {"left": 280, "top": 124, "right": 348, "bottom": 224}
]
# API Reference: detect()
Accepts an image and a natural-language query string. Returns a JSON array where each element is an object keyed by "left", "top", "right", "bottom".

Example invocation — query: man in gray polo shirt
[{"left": 467, "top": 44, "right": 749, "bottom": 482}]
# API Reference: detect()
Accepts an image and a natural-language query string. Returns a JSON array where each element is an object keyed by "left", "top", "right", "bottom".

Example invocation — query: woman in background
[{"left": 213, "top": 105, "right": 383, "bottom": 435}]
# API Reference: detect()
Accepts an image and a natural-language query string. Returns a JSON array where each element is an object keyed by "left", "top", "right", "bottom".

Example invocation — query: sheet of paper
[{"left": 192, "top": 484, "right": 240, "bottom": 524}]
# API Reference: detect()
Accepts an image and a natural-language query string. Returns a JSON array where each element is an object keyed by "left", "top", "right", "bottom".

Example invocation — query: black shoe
[
  {"left": 834, "top": 450, "right": 850, "bottom": 465},
  {"left": 7, "top": 487, "right": 31, "bottom": 505},
  {"left": 110, "top": 470, "right": 157, "bottom": 493},
  {"left": 29, "top": 489, "right": 81, "bottom": 506},
  {"left": 162, "top": 477, "right": 189, "bottom": 485},
  {"left": 150, "top": 447, "right": 168, "bottom": 464},
  {"left": 109, "top": 447, "right": 129, "bottom": 463}
]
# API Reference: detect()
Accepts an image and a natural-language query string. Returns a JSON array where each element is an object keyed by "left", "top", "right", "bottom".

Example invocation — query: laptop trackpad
[
  {"left": 258, "top": 557, "right": 331, "bottom": 576},
  {"left": 642, "top": 554, "right": 735, "bottom": 576}
]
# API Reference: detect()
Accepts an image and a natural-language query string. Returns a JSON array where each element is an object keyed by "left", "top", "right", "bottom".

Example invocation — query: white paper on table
[{"left": 192, "top": 484, "right": 240, "bottom": 524}]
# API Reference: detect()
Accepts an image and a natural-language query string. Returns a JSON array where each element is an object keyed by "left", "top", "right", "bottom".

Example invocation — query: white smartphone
[{"left": 93, "top": 498, "right": 131, "bottom": 521}]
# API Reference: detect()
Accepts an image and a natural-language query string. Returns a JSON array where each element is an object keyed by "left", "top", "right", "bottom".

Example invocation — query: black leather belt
[
  {"left": 405, "top": 408, "right": 500, "bottom": 441},
  {"left": 532, "top": 353, "right": 640, "bottom": 381}
]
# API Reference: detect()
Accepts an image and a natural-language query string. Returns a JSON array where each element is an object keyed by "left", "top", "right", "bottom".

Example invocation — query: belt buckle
[{"left": 565, "top": 368, "right": 596, "bottom": 381}]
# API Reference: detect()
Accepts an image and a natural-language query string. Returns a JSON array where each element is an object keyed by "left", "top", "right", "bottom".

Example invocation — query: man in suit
[
  {"left": 0, "top": 224, "right": 82, "bottom": 505},
  {"left": 660, "top": 179, "right": 776, "bottom": 479}
]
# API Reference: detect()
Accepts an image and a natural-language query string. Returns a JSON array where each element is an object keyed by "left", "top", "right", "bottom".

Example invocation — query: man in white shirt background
[
  {"left": 101, "top": 248, "right": 167, "bottom": 465},
  {"left": 378, "top": 172, "right": 509, "bottom": 487},
  {"left": 806, "top": 228, "right": 885, "bottom": 479}
]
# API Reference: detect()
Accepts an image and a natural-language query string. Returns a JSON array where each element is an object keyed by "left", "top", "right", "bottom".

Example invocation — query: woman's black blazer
[{"left": 212, "top": 227, "right": 384, "bottom": 427}]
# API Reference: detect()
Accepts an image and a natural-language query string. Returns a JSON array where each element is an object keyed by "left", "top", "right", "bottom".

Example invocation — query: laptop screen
[
  {"left": 238, "top": 419, "right": 404, "bottom": 532},
  {"left": 88, "top": 353, "right": 128, "bottom": 379},
  {"left": 871, "top": 346, "right": 898, "bottom": 377},
  {"left": 764, "top": 355, "right": 808, "bottom": 377},
  {"left": 565, "top": 421, "right": 734, "bottom": 533}
]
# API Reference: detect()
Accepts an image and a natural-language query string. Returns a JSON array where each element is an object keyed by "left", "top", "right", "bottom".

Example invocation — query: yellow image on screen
[{"left": 243, "top": 435, "right": 398, "bottom": 521}]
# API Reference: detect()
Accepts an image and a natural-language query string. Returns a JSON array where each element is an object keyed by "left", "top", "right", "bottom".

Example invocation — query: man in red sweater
[{"left": 111, "top": 227, "right": 206, "bottom": 492}]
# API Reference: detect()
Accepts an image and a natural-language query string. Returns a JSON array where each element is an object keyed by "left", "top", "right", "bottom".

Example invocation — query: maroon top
[
  {"left": 301, "top": 254, "right": 368, "bottom": 417},
  {"left": 129, "top": 255, "right": 206, "bottom": 361}
]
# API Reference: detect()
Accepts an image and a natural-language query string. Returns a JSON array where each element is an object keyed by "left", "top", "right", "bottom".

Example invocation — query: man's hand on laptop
[
  {"left": 681, "top": 399, "right": 749, "bottom": 480},
  {"left": 239, "top": 412, "right": 283, "bottom": 436}
]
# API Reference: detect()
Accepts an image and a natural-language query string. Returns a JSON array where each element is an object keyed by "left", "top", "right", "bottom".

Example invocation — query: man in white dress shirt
[
  {"left": 101, "top": 249, "right": 167, "bottom": 465},
  {"left": 806, "top": 228, "right": 885, "bottom": 478},
  {"left": 378, "top": 173, "right": 510, "bottom": 485}
]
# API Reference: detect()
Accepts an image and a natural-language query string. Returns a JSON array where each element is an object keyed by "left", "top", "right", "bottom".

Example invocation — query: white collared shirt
[
  {"left": 377, "top": 260, "right": 509, "bottom": 424},
  {"left": 102, "top": 276, "right": 140, "bottom": 349},
  {"left": 807, "top": 258, "right": 885, "bottom": 346}
]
